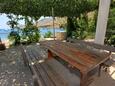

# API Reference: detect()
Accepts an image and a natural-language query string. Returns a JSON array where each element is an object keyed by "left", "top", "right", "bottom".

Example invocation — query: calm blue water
[
  {"left": 0, "top": 33, "right": 9, "bottom": 41},
  {"left": 0, "top": 28, "right": 65, "bottom": 41},
  {"left": 40, "top": 28, "right": 65, "bottom": 35}
]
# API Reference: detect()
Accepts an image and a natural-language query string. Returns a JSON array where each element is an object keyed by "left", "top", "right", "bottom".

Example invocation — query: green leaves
[
  {"left": 44, "top": 31, "right": 53, "bottom": 38},
  {"left": 0, "top": 0, "right": 98, "bottom": 17},
  {"left": 105, "top": 8, "right": 115, "bottom": 46},
  {"left": 21, "top": 22, "right": 40, "bottom": 43},
  {"left": 6, "top": 14, "right": 21, "bottom": 30},
  {"left": 8, "top": 31, "right": 20, "bottom": 46}
]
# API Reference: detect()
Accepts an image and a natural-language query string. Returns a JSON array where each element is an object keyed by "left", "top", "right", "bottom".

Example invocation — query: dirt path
[{"left": 0, "top": 47, "right": 33, "bottom": 86}]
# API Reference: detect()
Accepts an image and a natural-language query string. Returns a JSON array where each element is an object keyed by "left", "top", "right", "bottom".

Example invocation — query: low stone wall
[{"left": 55, "top": 32, "right": 66, "bottom": 40}]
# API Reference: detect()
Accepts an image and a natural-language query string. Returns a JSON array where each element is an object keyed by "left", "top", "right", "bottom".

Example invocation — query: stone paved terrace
[
  {"left": 0, "top": 45, "right": 115, "bottom": 86},
  {"left": 0, "top": 46, "right": 33, "bottom": 86}
]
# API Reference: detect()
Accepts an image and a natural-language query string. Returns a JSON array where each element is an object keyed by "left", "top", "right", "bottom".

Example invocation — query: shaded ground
[{"left": 0, "top": 47, "right": 33, "bottom": 86}]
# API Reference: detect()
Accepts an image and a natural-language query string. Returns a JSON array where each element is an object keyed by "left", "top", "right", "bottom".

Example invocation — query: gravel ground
[{"left": 0, "top": 47, "right": 33, "bottom": 86}]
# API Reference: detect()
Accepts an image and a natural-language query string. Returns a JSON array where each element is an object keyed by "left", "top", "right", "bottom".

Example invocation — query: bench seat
[{"left": 20, "top": 45, "right": 68, "bottom": 86}]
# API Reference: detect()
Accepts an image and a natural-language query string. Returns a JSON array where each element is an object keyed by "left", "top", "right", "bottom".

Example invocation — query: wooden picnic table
[{"left": 40, "top": 40, "right": 111, "bottom": 86}]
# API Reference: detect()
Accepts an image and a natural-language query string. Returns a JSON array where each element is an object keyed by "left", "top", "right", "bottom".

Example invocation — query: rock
[{"left": 0, "top": 44, "right": 6, "bottom": 51}]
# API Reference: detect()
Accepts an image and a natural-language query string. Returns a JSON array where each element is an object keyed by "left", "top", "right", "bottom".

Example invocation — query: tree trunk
[{"left": 66, "top": 17, "right": 76, "bottom": 38}]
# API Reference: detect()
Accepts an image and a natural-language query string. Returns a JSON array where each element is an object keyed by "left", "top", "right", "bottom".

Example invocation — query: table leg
[
  {"left": 80, "top": 72, "right": 88, "bottom": 86},
  {"left": 98, "top": 64, "right": 102, "bottom": 77},
  {"left": 48, "top": 50, "right": 53, "bottom": 59}
]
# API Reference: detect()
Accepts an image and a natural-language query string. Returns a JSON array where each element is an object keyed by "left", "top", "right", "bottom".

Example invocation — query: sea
[{"left": 0, "top": 28, "right": 65, "bottom": 41}]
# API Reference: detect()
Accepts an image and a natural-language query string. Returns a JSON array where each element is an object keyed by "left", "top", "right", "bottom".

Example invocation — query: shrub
[
  {"left": 21, "top": 25, "right": 40, "bottom": 44},
  {"left": 8, "top": 31, "right": 20, "bottom": 46},
  {"left": 44, "top": 31, "right": 52, "bottom": 38},
  {"left": 105, "top": 8, "right": 115, "bottom": 46}
]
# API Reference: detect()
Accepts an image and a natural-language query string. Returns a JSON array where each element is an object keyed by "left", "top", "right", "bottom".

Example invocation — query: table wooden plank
[
  {"left": 49, "top": 42, "right": 95, "bottom": 67},
  {"left": 52, "top": 40, "right": 110, "bottom": 63},
  {"left": 40, "top": 40, "right": 110, "bottom": 73},
  {"left": 54, "top": 42, "right": 96, "bottom": 63},
  {"left": 46, "top": 44, "right": 88, "bottom": 72}
]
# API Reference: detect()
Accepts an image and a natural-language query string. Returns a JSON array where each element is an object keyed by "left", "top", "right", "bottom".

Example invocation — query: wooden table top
[{"left": 40, "top": 40, "right": 111, "bottom": 73}]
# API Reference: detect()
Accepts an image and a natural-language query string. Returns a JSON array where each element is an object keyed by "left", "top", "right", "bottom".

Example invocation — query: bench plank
[
  {"left": 67, "top": 38, "right": 115, "bottom": 52},
  {"left": 41, "top": 62, "right": 68, "bottom": 86},
  {"left": 20, "top": 45, "right": 68, "bottom": 86}
]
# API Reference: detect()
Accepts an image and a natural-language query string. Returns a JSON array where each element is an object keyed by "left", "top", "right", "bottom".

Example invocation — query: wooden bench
[
  {"left": 67, "top": 38, "right": 115, "bottom": 52},
  {"left": 20, "top": 45, "right": 68, "bottom": 86}
]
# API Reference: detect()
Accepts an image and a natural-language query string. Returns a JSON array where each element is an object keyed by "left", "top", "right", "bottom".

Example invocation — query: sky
[
  {"left": 0, "top": 14, "right": 50, "bottom": 30},
  {"left": 0, "top": 14, "right": 10, "bottom": 29}
]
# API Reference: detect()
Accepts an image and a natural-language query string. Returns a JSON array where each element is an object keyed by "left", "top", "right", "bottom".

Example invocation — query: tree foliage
[
  {"left": 105, "top": 8, "right": 115, "bottom": 46},
  {"left": 7, "top": 14, "right": 22, "bottom": 46},
  {"left": 21, "top": 17, "right": 40, "bottom": 44},
  {"left": 3, "top": 0, "right": 115, "bottom": 45},
  {"left": 104, "top": 0, "right": 115, "bottom": 46},
  {"left": 21, "top": 25, "right": 40, "bottom": 44},
  {"left": 67, "top": 13, "right": 89, "bottom": 40},
  {"left": 0, "top": 0, "right": 99, "bottom": 41},
  {"left": 8, "top": 31, "right": 20, "bottom": 46},
  {"left": 6, "top": 14, "right": 40, "bottom": 46},
  {"left": 0, "top": 0, "right": 98, "bottom": 17}
]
